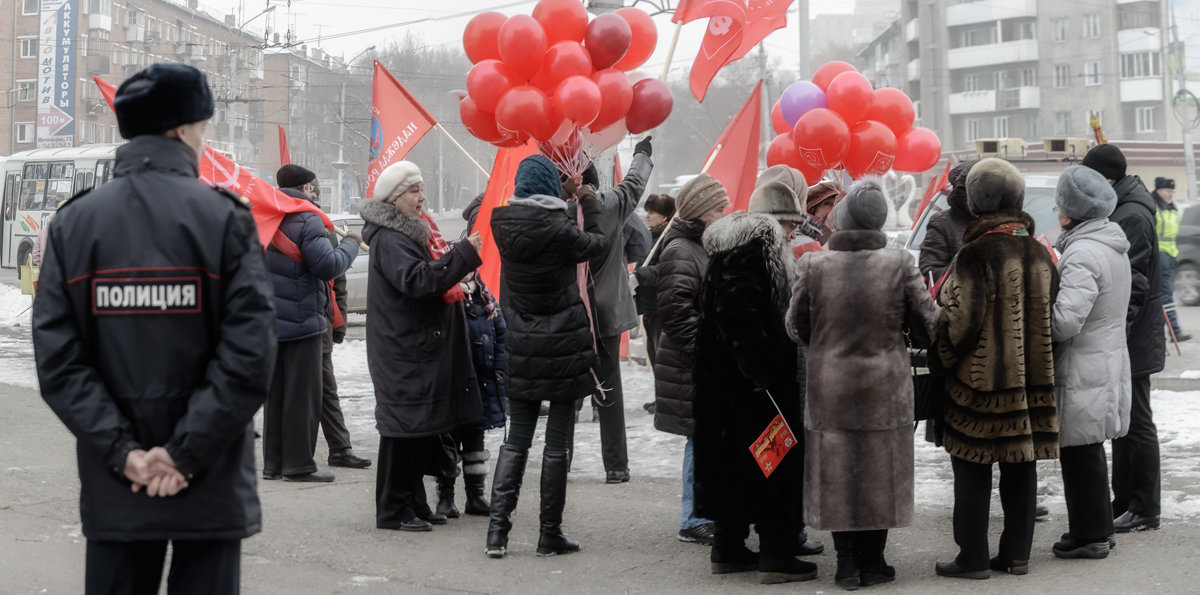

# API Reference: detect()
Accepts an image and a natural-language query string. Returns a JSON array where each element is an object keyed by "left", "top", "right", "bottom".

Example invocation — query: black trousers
[
  {"left": 85, "top": 539, "right": 240, "bottom": 595},
  {"left": 644, "top": 315, "right": 660, "bottom": 368},
  {"left": 376, "top": 435, "right": 442, "bottom": 528},
  {"left": 1061, "top": 442, "right": 1115, "bottom": 542},
  {"left": 264, "top": 335, "right": 323, "bottom": 476},
  {"left": 713, "top": 518, "right": 798, "bottom": 559},
  {"left": 595, "top": 334, "right": 628, "bottom": 472},
  {"left": 1112, "top": 374, "right": 1160, "bottom": 517},
  {"left": 320, "top": 347, "right": 352, "bottom": 454},
  {"left": 950, "top": 456, "right": 1036, "bottom": 569},
  {"left": 506, "top": 399, "right": 574, "bottom": 452}
]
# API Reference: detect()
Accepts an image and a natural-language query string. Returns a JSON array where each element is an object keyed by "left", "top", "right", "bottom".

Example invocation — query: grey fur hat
[
  {"left": 749, "top": 182, "right": 806, "bottom": 223},
  {"left": 1056, "top": 165, "right": 1118, "bottom": 221},
  {"left": 833, "top": 177, "right": 889, "bottom": 231},
  {"left": 966, "top": 157, "right": 1024, "bottom": 215}
]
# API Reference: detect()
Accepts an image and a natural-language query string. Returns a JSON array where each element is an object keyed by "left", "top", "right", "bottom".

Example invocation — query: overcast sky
[{"left": 211, "top": 0, "right": 856, "bottom": 74}]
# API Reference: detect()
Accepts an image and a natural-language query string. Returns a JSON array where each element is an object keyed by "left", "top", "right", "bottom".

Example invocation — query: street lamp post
[
  {"left": 334, "top": 46, "right": 375, "bottom": 213},
  {"left": 228, "top": 4, "right": 276, "bottom": 158}
]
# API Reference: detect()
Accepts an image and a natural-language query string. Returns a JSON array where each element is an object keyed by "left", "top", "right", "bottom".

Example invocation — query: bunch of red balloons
[
  {"left": 459, "top": 0, "right": 672, "bottom": 153},
  {"left": 767, "top": 60, "right": 941, "bottom": 183}
]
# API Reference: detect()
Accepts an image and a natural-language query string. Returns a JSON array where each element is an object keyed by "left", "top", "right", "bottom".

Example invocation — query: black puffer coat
[
  {"left": 360, "top": 199, "right": 483, "bottom": 438},
  {"left": 33, "top": 135, "right": 277, "bottom": 541},
  {"left": 652, "top": 218, "right": 708, "bottom": 437},
  {"left": 464, "top": 284, "right": 508, "bottom": 430},
  {"left": 693, "top": 213, "right": 802, "bottom": 525},
  {"left": 490, "top": 193, "right": 608, "bottom": 403},
  {"left": 919, "top": 176, "right": 976, "bottom": 281},
  {"left": 1110, "top": 175, "right": 1165, "bottom": 377}
]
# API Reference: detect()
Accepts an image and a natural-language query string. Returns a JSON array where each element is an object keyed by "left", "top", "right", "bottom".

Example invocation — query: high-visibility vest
[{"left": 1157, "top": 206, "right": 1180, "bottom": 258}]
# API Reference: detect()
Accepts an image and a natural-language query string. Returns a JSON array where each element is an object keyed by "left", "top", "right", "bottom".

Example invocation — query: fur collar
[
  {"left": 962, "top": 209, "right": 1035, "bottom": 244},
  {"left": 702, "top": 212, "right": 794, "bottom": 317},
  {"left": 826, "top": 230, "right": 887, "bottom": 251},
  {"left": 359, "top": 198, "right": 429, "bottom": 245}
]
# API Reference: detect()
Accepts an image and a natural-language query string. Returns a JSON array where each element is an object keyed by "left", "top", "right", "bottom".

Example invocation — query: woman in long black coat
[
  {"left": 485, "top": 154, "right": 608, "bottom": 558},
  {"left": 360, "top": 161, "right": 483, "bottom": 533}
]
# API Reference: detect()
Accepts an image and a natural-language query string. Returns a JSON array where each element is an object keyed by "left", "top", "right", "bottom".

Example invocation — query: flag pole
[
  {"left": 659, "top": 22, "right": 683, "bottom": 81},
  {"left": 701, "top": 144, "right": 723, "bottom": 173},
  {"left": 641, "top": 142, "right": 726, "bottom": 267},
  {"left": 435, "top": 123, "right": 490, "bottom": 178}
]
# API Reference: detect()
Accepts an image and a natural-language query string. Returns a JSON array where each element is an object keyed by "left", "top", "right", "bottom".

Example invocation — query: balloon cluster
[
  {"left": 767, "top": 61, "right": 941, "bottom": 183},
  {"left": 460, "top": 0, "right": 672, "bottom": 164}
]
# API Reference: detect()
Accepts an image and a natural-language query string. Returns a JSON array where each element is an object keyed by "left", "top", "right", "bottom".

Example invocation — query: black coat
[
  {"left": 33, "top": 135, "right": 277, "bottom": 541},
  {"left": 692, "top": 213, "right": 802, "bottom": 526},
  {"left": 918, "top": 189, "right": 975, "bottom": 282},
  {"left": 359, "top": 200, "right": 483, "bottom": 438},
  {"left": 464, "top": 285, "right": 508, "bottom": 430},
  {"left": 1110, "top": 175, "right": 1166, "bottom": 376},
  {"left": 490, "top": 193, "right": 608, "bottom": 403},
  {"left": 652, "top": 218, "right": 708, "bottom": 437}
]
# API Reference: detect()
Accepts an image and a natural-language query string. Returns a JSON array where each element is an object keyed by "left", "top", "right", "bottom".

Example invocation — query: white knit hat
[{"left": 374, "top": 161, "right": 423, "bottom": 201}]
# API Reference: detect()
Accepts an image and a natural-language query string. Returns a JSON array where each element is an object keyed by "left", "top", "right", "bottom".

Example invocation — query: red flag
[
  {"left": 701, "top": 81, "right": 762, "bottom": 213},
  {"left": 278, "top": 125, "right": 291, "bottom": 166},
  {"left": 749, "top": 413, "right": 796, "bottom": 478},
  {"left": 367, "top": 60, "right": 437, "bottom": 198},
  {"left": 674, "top": 1, "right": 793, "bottom": 102},
  {"left": 913, "top": 160, "right": 953, "bottom": 227},
  {"left": 472, "top": 141, "right": 539, "bottom": 298},
  {"left": 93, "top": 76, "right": 331, "bottom": 247}
]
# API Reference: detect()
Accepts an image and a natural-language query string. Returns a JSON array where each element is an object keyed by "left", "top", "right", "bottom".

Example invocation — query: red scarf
[{"left": 421, "top": 212, "right": 465, "bottom": 304}]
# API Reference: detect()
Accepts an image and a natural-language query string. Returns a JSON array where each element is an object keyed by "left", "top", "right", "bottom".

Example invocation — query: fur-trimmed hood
[
  {"left": 359, "top": 198, "right": 429, "bottom": 245},
  {"left": 508, "top": 193, "right": 568, "bottom": 211},
  {"left": 702, "top": 212, "right": 794, "bottom": 317}
]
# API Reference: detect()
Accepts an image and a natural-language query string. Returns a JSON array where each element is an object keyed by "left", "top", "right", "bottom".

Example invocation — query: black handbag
[{"left": 904, "top": 328, "right": 947, "bottom": 422}]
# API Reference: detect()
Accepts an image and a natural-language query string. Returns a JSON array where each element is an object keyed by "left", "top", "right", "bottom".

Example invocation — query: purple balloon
[{"left": 780, "top": 81, "right": 827, "bottom": 127}]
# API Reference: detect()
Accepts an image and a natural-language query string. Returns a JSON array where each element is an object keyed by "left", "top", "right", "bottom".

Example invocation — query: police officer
[{"left": 33, "top": 63, "right": 277, "bottom": 594}]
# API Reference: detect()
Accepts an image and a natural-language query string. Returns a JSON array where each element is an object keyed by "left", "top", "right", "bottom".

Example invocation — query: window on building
[
  {"left": 19, "top": 37, "right": 36, "bottom": 59},
  {"left": 80, "top": 35, "right": 89, "bottom": 57},
  {"left": 15, "top": 123, "right": 34, "bottom": 145},
  {"left": 966, "top": 119, "right": 980, "bottom": 143},
  {"left": 1054, "top": 64, "right": 1071, "bottom": 88},
  {"left": 995, "top": 116, "right": 1010, "bottom": 138},
  {"left": 1120, "top": 8, "right": 1153, "bottom": 29},
  {"left": 89, "top": 0, "right": 111, "bottom": 15},
  {"left": 1025, "top": 116, "right": 1039, "bottom": 139},
  {"left": 1121, "top": 52, "right": 1162, "bottom": 78},
  {"left": 1084, "top": 14, "right": 1101, "bottom": 38},
  {"left": 1020, "top": 68, "right": 1036, "bottom": 87},
  {"left": 995, "top": 70, "right": 1009, "bottom": 90},
  {"left": 1053, "top": 18, "right": 1068, "bottom": 42},
  {"left": 1136, "top": 106, "right": 1157, "bottom": 132},
  {"left": 16, "top": 81, "right": 35, "bottom": 102},
  {"left": 1054, "top": 111, "right": 1072, "bottom": 135},
  {"left": 1084, "top": 61, "right": 1103, "bottom": 86},
  {"left": 1018, "top": 22, "right": 1035, "bottom": 40},
  {"left": 964, "top": 73, "right": 980, "bottom": 92},
  {"left": 22, "top": 0, "right": 38, "bottom": 15}
]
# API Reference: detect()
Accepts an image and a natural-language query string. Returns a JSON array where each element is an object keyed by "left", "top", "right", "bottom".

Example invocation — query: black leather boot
[
  {"left": 536, "top": 448, "right": 580, "bottom": 556},
  {"left": 833, "top": 532, "right": 861, "bottom": 591},
  {"left": 435, "top": 474, "right": 460, "bottom": 519},
  {"left": 462, "top": 450, "right": 491, "bottom": 516},
  {"left": 858, "top": 530, "right": 895, "bottom": 586},
  {"left": 485, "top": 444, "right": 528, "bottom": 558}
]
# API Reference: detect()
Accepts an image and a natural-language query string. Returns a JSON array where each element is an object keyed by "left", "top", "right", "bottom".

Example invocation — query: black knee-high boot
[
  {"left": 436, "top": 473, "right": 460, "bottom": 519},
  {"left": 485, "top": 444, "right": 528, "bottom": 558},
  {"left": 833, "top": 532, "right": 861, "bottom": 591},
  {"left": 859, "top": 530, "right": 895, "bottom": 587},
  {"left": 536, "top": 448, "right": 580, "bottom": 556}
]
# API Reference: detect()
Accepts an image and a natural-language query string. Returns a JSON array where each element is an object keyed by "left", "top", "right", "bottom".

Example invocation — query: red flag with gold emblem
[
  {"left": 366, "top": 61, "right": 437, "bottom": 198},
  {"left": 673, "top": 0, "right": 794, "bottom": 102},
  {"left": 749, "top": 413, "right": 796, "bottom": 478}
]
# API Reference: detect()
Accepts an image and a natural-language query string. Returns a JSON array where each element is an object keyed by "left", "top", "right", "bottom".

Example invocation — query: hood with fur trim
[
  {"left": 702, "top": 212, "right": 794, "bottom": 317},
  {"left": 359, "top": 198, "right": 429, "bottom": 245}
]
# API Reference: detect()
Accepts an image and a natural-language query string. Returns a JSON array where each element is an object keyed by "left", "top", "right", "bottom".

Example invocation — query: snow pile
[{"left": 1180, "top": 370, "right": 1200, "bottom": 379}]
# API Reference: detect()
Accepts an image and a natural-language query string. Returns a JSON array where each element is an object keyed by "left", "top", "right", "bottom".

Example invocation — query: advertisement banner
[{"left": 37, "top": 0, "right": 77, "bottom": 148}]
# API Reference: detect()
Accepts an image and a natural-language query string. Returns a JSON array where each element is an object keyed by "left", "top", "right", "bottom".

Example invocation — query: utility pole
[
  {"left": 1170, "top": 0, "right": 1198, "bottom": 201},
  {"left": 334, "top": 81, "right": 348, "bottom": 213},
  {"left": 797, "top": 0, "right": 810, "bottom": 78}
]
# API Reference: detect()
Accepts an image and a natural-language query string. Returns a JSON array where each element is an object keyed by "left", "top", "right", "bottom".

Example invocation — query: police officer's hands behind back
[{"left": 125, "top": 447, "right": 188, "bottom": 497}]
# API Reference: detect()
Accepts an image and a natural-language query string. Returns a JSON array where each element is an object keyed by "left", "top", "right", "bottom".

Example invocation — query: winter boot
[
  {"left": 536, "top": 448, "right": 581, "bottom": 556},
  {"left": 758, "top": 554, "right": 818, "bottom": 585},
  {"left": 858, "top": 530, "right": 895, "bottom": 587},
  {"left": 462, "top": 450, "right": 491, "bottom": 516},
  {"left": 833, "top": 532, "right": 862, "bottom": 591},
  {"left": 485, "top": 444, "right": 528, "bottom": 558},
  {"left": 435, "top": 474, "right": 460, "bottom": 519}
]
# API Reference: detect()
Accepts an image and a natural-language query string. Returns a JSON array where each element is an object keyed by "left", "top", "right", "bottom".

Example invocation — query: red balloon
[
  {"left": 584, "top": 13, "right": 632, "bottom": 70},
  {"left": 797, "top": 161, "right": 823, "bottom": 185},
  {"left": 532, "top": 0, "right": 588, "bottom": 45},
  {"left": 466, "top": 59, "right": 523, "bottom": 113},
  {"left": 463, "top": 12, "right": 506, "bottom": 64},
  {"left": 843, "top": 120, "right": 898, "bottom": 179},
  {"left": 589, "top": 69, "right": 634, "bottom": 131},
  {"left": 767, "top": 133, "right": 806, "bottom": 170},
  {"left": 771, "top": 99, "right": 789, "bottom": 135},
  {"left": 554, "top": 75, "right": 602, "bottom": 127},
  {"left": 866, "top": 87, "right": 915, "bottom": 137},
  {"left": 460, "top": 96, "right": 507, "bottom": 143},
  {"left": 531, "top": 41, "right": 594, "bottom": 93},
  {"left": 494, "top": 131, "right": 531, "bottom": 148},
  {"left": 811, "top": 61, "right": 858, "bottom": 92},
  {"left": 626, "top": 79, "right": 673, "bottom": 134},
  {"left": 498, "top": 15, "right": 548, "bottom": 81},
  {"left": 612, "top": 7, "right": 657, "bottom": 71},
  {"left": 792, "top": 108, "right": 850, "bottom": 169},
  {"left": 893, "top": 127, "right": 942, "bottom": 173},
  {"left": 495, "top": 85, "right": 557, "bottom": 142},
  {"left": 826, "top": 71, "right": 874, "bottom": 126}
]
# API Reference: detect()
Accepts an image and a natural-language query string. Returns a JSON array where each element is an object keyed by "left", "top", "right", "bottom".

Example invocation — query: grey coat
[
  {"left": 1052, "top": 218, "right": 1133, "bottom": 448},
  {"left": 786, "top": 230, "right": 938, "bottom": 531}
]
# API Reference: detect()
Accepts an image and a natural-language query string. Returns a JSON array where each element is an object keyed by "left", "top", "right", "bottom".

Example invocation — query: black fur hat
[{"left": 114, "top": 63, "right": 214, "bottom": 139}]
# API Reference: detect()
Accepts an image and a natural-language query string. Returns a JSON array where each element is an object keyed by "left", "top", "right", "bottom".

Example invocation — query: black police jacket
[{"left": 32, "top": 135, "right": 278, "bottom": 541}]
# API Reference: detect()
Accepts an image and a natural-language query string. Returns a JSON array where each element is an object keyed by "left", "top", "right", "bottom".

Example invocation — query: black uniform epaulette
[
  {"left": 213, "top": 184, "right": 252, "bottom": 209},
  {"left": 55, "top": 188, "right": 92, "bottom": 210}
]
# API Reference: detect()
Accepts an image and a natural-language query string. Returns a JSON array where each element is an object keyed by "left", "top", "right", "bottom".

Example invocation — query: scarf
[{"left": 421, "top": 211, "right": 465, "bottom": 304}]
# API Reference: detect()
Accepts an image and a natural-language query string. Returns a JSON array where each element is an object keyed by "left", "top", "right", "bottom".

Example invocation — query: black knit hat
[
  {"left": 1081, "top": 144, "right": 1127, "bottom": 181},
  {"left": 114, "top": 63, "right": 214, "bottom": 139},
  {"left": 1155, "top": 176, "right": 1175, "bottom": 190},
  {"left": 276, "top": 164, "right": 316, "bottom": 189}
]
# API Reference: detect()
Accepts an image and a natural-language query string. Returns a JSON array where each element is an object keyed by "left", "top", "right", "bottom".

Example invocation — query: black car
[{"left": 1174, "top": 204, "right": 1200, "bottom": 307}]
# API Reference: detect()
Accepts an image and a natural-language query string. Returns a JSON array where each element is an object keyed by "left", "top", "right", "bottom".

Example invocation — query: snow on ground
[{"left": 4, "top": 282, "right": 1200, "bottom": 523}]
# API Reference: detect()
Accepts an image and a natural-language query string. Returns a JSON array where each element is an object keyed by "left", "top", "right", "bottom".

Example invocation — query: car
[
  {"left": 1174, "top": 204, "right": 1200, "bottom": 307},
  {"left": 328, "top": 214, "right": 368, "bottom": 313}
]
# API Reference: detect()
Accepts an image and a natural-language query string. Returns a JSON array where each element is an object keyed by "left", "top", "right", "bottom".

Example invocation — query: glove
[
  {"left": 634, "top": 136, "right": 653, "bottom": 157},
  {"left": 342, "top": 230, "right": 364, "bottom": 246},
  {"left": 561, "top": 178, "right": 579, "bottom": 199},
  {"left": 577, "top": 184, "right": 599, "bottom": 202}
]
